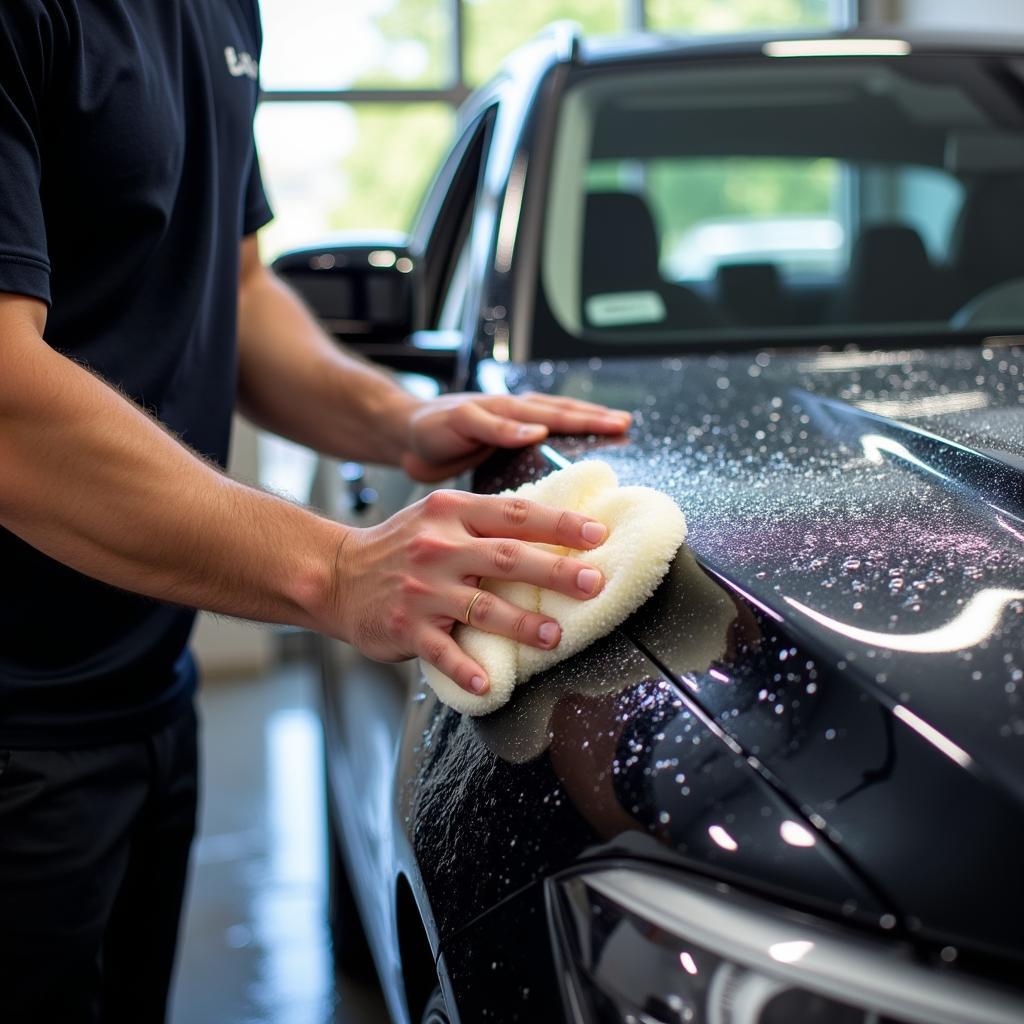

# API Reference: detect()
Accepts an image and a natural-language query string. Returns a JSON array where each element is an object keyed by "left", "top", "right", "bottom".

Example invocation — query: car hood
[{"left": 473, "top": 340, "right": 1024, "bottom": 960}]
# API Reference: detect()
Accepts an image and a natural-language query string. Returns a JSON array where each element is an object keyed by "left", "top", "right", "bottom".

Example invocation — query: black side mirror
[{"left": 271, "top": 238, "right": 462, "bottom": 381}]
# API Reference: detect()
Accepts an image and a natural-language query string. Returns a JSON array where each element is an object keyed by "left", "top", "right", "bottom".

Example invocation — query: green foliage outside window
[
  {"left": 333, "top": 105, "right": 456, "bottom": 231},
  {"left": 258, "top": 0, "right": 841, "bottom": 256},
  {"left": 646, "top": 157, "right": 838, "bottom": 253},
  {"left": 462, "top": 0, "right": 623, "bottom": 86},
  {"left": 646, "top": 0, "right": 831, "bottom": 32}
]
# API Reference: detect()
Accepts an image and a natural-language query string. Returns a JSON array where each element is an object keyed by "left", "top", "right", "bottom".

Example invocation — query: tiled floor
[{"left": 170, "top": 662, "right": 390, "bottom": 1024}]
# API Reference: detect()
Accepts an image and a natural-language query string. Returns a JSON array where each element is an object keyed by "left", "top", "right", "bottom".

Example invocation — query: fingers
[
  {"left": 417, "top": 627, "right": 489, "bottom": 695},
  {"left": 458, "top": 493, "right": 608, "bottom": 549},
  {"left": 449, "top": 395, "right": 632, "bottom": 451},
  {"left": 519, "top": 392, "right": 633, "bottom": 421},
  {"left": 465, "top": 538, "right": 604, "bottom": 599},
  {"left": 450, "top": 401, "right": 549, "bottom": 449},
  {"left": 489, "top": 394, "right": 632, "bottom": 436},
  {"left": 451, "top": 586, "right": 561, "bottom": 650}
]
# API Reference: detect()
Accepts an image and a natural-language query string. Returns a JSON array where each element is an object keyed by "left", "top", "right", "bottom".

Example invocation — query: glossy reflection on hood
[
  {"left": 474, "top": 546, "right": 737, "bottom": 764},
  {"left": 491, "top": 346, "right": 1024, "bottom": 807}
]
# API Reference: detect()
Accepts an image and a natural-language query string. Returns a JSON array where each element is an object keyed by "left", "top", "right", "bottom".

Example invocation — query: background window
[
  {"left": 647, "top": 0, "right": 834, "bottom": 32},
  {"left": 463, "top": 0, "right": 625, "bottom": 86},
  {"left": 258, "top": 0, "right": 453, "bottom": 90},
  {"left": 255, "top": 103, "right": 456, "bottom": 259},
  {"left": 254, "top": 0, "right": 851, "bottom": 261}
]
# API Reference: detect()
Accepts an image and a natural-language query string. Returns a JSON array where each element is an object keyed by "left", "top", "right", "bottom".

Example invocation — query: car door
[{"left": 314, "top": 100, "right": 500, "bottom": 959}]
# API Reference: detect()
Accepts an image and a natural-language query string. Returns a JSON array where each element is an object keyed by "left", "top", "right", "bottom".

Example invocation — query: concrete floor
[{"left": 170, "top": 662, "right": 390, "bottom": 1024}]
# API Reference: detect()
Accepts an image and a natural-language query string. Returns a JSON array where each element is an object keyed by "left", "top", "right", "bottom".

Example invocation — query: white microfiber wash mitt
[{"left": 421, "top": 460, "right": 688, "bottom": 716}]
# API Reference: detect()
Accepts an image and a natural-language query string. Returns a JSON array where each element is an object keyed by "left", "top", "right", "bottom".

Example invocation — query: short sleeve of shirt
[
  {"left": 241, "top": 0, "right": 273, "bottom": 237},
  {"left": 243, "top": 140, "right": 274, "bottom": 236},
  {"left": 0, "top": 3, "right": 60, "bottom": 304}
]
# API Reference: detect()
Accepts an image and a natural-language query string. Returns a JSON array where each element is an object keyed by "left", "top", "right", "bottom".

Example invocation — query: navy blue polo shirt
[{"left": 0, "top": 0, "right": 274, "bottom": 746}]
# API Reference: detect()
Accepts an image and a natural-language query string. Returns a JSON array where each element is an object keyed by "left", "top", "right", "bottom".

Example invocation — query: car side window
[{"left": 418, "top": 105, "right": 498, "bottom": 329}]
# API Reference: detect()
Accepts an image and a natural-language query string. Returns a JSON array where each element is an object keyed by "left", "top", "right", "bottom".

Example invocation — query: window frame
[
  {"left": 254, "top": 1, "right": 859, "bottom": 296},
  {"left": 256, "top": 0, "right": 859, "bottom": 131}
]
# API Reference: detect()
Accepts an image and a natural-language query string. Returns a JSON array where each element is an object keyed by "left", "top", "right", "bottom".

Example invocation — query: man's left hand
[{"left": 401, "top": 392, "right": 632, "bottom": 482}]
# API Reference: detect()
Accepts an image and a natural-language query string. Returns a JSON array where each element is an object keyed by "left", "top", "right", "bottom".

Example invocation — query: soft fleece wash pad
[{"left": 421, "top": 460, "right": 688, "bottom": 716}]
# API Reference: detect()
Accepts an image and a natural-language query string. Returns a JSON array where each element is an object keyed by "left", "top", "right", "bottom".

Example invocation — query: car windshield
[{"left": 539, "top": 53, "right": 1024, "bottom": 348}]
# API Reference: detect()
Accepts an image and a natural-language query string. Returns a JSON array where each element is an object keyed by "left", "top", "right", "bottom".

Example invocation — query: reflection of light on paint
[
  {"left": 996, "top": 516, "right": 1024, "bottom": 544},
  {"left": 798, "top": 349, "right": 921, "bottom": 372},
  {"left": 679, "top": 951, "right": 699, "bottom": 974},
  {"left": 769, "top": 940, "right": 815, "bottom": 964},
  {"left": 764, "top": 38, "right": 910, "bottom": 57},
  {"left": 860, "top": 433, "right": 931, "bottom": 470},
  {"left": 368, "top": 249, "right": 396, "bottom": 268},
  {"left": 785, "top": 588, "right": 1024, "bottom": 654},
  {"left": 708, "top": 825, "right": 738, "bottom": 852},
  {"left": 709, "top": 668, "right": 731, "bottom": 683},
  {"left": 893, "top": 705, "right": 973, "bottom": 769},
  {"left": 703, "top": 566, "right": 784, "bottom": 622},
  {"left": 779, "top": 820, "right": 817, "bottom": 848},
  {"left": 492, "top": 325, "right": 510, "bottom": 362},
  {"left": 256, "top": 709, "right": 332, "bottom": 1014},
  {"left": 495, "top": 155, "right": 528, "bottom": 273},
  {"left": 856, "top": 392, "right": 990, "bottom": 419}
]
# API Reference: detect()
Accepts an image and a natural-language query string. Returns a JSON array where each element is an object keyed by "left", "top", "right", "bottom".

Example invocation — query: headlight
[{"left": 546, "top": 867, "right": 1023, "bottom": 1024}]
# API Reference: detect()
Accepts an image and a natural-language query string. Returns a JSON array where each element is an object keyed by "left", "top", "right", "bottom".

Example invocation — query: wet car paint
[
  {"left": 403, "top": 624, "right": 885, "bottom": 938},
  {"left": 299, "top": 31, "right": 1024, "bottom": 1018},
  {"left": 438, "top": 343, "right": 1024, "bottom": 971}
]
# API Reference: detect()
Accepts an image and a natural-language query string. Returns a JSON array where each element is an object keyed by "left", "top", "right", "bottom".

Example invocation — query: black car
[{"left": 273, "top": 25, "right": 1024, "bottom": 1024}]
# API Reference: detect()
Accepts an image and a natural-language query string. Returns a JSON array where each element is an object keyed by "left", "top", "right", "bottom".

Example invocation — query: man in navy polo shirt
[{"left": 0, "top": 2, "right": 630, "bottom": 1019}]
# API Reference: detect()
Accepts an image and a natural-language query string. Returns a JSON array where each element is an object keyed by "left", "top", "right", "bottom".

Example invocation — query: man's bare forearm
[
  {"left": 236, "top": 238, "right": 418, "bottom": 464},
  {"left": 0, "top": 296, "right": 344, "bottom": 633}
]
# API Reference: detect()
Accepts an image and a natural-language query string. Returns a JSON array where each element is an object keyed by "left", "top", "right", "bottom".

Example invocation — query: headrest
[
  {"left": 582, "top": 192, "right": 661, "bottom": 294},
  {"left": 715, "top": 262, "right": 781, "bottom": 300},
  {"left": 952, "top": 176, "right": 1024, "bottom": 289},
  {"left": 715, "top": 262, "right": 782, "bottom": 324},
  {"left": 850, "top": 224, "right": 930, "bottom": 274},
  {"left": 838, "top": 224, "right": 935, "bottom": 323}
]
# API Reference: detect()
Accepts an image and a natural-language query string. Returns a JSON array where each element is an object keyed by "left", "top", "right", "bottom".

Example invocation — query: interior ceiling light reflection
[
  {"left": 764, "top": 38, "right": 911, "bottom": 58},
  {"left": 784, "top": 587, "right": 1024, "bottom": 654}
]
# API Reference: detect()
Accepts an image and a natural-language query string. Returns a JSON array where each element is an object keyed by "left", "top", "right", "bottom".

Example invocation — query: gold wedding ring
[{"left": 464, "top": 589, "right": 484, "bottom": 626}]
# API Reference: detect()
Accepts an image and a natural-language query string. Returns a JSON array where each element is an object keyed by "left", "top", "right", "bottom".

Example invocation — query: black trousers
[{"left": 0, "top": 705, "right": 198, "bottom": 1024}]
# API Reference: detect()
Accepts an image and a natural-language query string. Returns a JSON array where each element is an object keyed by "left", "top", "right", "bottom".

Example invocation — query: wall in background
[
  {"left": 861, "top": 0, "right": 1024, "bottom": 30},
  {"left": 192, "top": 418, "right": 275, "bottom": 677}
]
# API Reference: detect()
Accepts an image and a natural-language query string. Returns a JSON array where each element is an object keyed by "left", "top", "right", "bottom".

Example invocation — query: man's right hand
[{"left": 332, "top": 491, "right": 609, "bottom": 696}]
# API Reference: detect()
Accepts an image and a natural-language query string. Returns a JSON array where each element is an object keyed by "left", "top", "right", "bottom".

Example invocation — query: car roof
[{"left": 569, "top": 26, "right": 1024, "bottom": 66}]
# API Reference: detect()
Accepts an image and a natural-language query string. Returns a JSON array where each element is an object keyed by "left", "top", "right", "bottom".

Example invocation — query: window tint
[
  {"left": 420, "top": 106, "right": 498, "bottom": 328},
  {"left": 588, "top": 157, "right": 845, "bottom": 280},
  {"left": 541, "top": 57, "right": 1024, "bottom": 347}
]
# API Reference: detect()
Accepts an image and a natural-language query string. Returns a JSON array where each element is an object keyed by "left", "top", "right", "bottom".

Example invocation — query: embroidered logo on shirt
[{"left": 225, "top": 47, "right": 258, "bottom": 81}]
